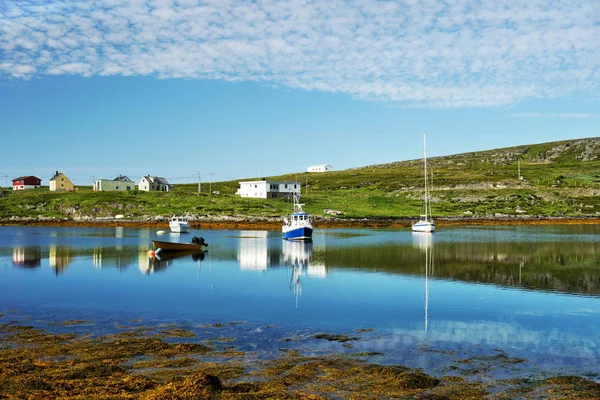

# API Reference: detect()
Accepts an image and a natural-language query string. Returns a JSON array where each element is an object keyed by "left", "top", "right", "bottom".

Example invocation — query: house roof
[
  {"left": 239, "top": 180, "right": 298, "bottom": 185},
  {"left": 113, "top": 175, "right": 132, "bottom": 182},
  {"left": 143, "top": 175, "right": 171, "bottom": 185},
  {"left": 308, "top": 164, "right": 332, "bottom": 168},
  {"left": 12, "top": 176, "right": 41, "bottom": 182},
  {"left": 50, "top": 171, "right": 63, "bottom": 181}
]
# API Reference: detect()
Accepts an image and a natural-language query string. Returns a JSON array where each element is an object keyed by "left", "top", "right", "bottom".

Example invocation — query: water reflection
[
  {"left": 49, "top": 245, "right": 73, "bottom": 275},
  {"left": 12, "top": 247, "right": 42, "bottom": 268},
  {"left": 139, "top": 249, "right": 207, "bottom": 275},
  {"left": 412, "top": 233, "right": 433, "bottom": 333},
  {"left": 91, "top": 247, "right": 136, "bottom": 270},
  {"left": 237, "top": 231, "right": 280, "bottom": 271}
]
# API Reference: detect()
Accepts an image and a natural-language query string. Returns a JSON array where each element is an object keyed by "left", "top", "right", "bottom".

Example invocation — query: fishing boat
[
  {"left": 282, "top": 194, "right": 313, "bottom": 241},
  {"left": 152, "top": 236, "right": 208, "bottom": 252},
  {"left": 412, "top": 131, "right": 436, "bottom": 233},
  {"left": 169, "top": 216, "right": 190, "bottom": 233}
]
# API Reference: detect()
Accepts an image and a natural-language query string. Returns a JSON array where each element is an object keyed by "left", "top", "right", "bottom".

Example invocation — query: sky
[{"left": 0, "top": 0, "right": 598, "bottom": 186}]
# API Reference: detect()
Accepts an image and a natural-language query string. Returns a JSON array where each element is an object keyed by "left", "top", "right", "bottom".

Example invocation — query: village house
[
  {"left": 49, "top": 171, "right": 74, "bottom": 192},
  {"left": 307, "top": 164, "right": 333, "bottom": 172},
  {"left": 12, "top": 176, "right": 42, "bottom": 190},
  {"left": 93, "top": 175, "right": 135, "bottom": 191},
  {"left": 236, "top": 180, "right": 300, "bottom": 199},
  {"left": 138, "top": 175, "right": 172, "bottom": 192}
]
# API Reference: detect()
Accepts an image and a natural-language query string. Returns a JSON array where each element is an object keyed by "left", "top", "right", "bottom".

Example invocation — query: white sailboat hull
[{"left": 412, "top": 222, "right": 436, "bottom": 233}]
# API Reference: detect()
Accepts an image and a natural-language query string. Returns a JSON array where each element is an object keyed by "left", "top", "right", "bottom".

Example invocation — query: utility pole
[
  {"left": 305, "top": 176, "right": 308, "bottom": 194},
  {"left": 197, "top": 171, "right": 201, "bottom": 194},
  {"left": 91, "top": 176, "right": 95, "bottom": 191},
  {"left": 209, "top": 172, "right": 214, "bottom": 194}
]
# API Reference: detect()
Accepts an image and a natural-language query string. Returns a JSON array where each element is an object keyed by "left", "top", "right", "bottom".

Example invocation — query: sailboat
[
  {"left": 412, "top": 131, "right": 436, "bottom": 233},
  {"left": 282, "top": 193, "right": 313, "bottom": 240}
]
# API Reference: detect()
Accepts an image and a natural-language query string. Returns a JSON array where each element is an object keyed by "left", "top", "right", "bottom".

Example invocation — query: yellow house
[{"left": 49, "top": 171, "right": 74, "bottom": 192}]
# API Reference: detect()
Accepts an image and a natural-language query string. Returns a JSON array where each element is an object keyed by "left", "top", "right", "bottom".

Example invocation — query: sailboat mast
[{"left": 423, "top": 131, "right": 428, "bottom": 219}]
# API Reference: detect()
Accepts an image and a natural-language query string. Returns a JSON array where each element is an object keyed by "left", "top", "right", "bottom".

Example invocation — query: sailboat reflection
[
  {"left": 139, "top": 249, "right": 206, "bottom": 275},
  {"left": 12, "top": 247, "right": 42, "bottom": 268},
  {"left": 412, "top": 232, "right": 434, "bottom": 332}
]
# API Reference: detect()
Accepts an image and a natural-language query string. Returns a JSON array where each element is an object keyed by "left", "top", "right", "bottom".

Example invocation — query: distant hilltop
[{"left": 360, "top": 137, "right": 600, "bottom": 170}]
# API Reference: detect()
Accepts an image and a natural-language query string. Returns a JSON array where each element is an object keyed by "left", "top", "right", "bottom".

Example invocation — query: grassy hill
[{"left": 2, "top": 137, "right": 600, "bottom": 221}]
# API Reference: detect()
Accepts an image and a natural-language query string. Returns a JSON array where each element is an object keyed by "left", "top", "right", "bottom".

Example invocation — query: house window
[{"left": 285, "top": 184, "right": 288, "bottom": 188}]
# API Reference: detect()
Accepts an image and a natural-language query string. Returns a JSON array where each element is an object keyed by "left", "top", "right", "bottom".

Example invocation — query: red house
[{"left": 12, "top": 176, "right": 42, "bottom": 190}]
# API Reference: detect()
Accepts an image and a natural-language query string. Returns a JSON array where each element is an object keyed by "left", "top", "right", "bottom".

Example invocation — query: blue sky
[{"left": 1, "top": 0, "right": 598, "bottom": 186}]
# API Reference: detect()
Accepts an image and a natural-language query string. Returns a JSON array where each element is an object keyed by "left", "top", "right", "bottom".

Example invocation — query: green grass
[{"left": 2, "top": 137, "right": 600, "bottom": 219}]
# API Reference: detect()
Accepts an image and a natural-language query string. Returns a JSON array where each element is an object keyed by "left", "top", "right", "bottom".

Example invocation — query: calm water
[{"left": 1, "top": 225, "right": 599, "bottom": 378}]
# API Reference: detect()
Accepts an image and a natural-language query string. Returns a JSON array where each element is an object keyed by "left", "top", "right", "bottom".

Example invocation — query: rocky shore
[{"left": 1, "top": 214, "right": 599, "bottom": 230}]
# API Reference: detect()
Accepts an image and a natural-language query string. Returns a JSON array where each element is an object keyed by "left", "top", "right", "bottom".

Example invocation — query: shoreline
[
  {"left": 1, "top": 215, "right": 599, "bottom": 230},
  {"left": 1, "top": 314, "right": 599, "bottom": 399}
]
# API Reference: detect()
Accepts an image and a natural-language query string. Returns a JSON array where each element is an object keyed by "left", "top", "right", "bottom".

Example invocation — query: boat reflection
[
  {"left": 139, "top": 249, "right": 206, "bottom": 275},
  {"left": 12, "top": 247, "right": 42, "bottom": 268},
  {"left": 282, "top": 239, "right": 326, "bottom": 307},
  {"left": 413, "top": 232, "right": 434, "bottom": 333},
  {"left": 49, "top": 245, "right": 73, "bottom": 275}
]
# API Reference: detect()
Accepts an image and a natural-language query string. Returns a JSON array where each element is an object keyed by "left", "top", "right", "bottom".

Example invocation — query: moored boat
[
  {"left": 412, "top": 131, "right": 436, "bottom": 233},
  {"left": 282, "top": 194, "right": 313, "bottom": 241},
  {"left": 169, "top": 216, "right": 190, "bottom": 233},
  {"left": 152, "top": 236, "right": 208, "bottom": 252}
]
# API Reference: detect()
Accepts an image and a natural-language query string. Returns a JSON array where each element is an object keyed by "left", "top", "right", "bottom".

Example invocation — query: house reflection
[
  {"left": 49, "top": 245, "right": 73, "bottom": 275},
  {"left": 237, "top": 231, "right": 280, "bottom": 271},
  {"left": 12, "top": 247, "right": 42, "bottom": 268},
  {"left": 92, "top": 247, "right": 135, "bottom": 270}
]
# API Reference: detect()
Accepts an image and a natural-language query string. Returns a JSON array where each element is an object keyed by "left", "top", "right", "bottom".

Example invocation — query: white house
[
  {"left": 236, "top": 180, "right": 300, "bottom": 199},
  {"left": 138, "top": 175, "right": 172, "bottom": 192},
  {"left": 307, "top": 164, "right": 333, "bottom": 172}
]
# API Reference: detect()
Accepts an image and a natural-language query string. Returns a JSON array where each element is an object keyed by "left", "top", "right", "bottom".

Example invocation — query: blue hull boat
[
  {"left": 282, "top": 194, "right": 313, "bottom": 241},
  {"left": 283, "top": 227, "right": 313, "bottom": 241}
]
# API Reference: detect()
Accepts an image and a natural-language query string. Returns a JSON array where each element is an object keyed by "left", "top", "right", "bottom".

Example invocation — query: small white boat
[
  {"left": 282, "top": 194, "right": 313, "bottom": 241},
  {"left": 412, "top": 131, "right": 436, "bottom": 233},
  {"left": 169, "top": 216, "right": 190, "bottom": 233}
]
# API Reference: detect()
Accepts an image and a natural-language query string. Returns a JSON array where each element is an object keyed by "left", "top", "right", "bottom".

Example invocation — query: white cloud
[
  {"left": 0, "top": 0, "right": 599, "bottom": 107},
  {"left": 512, "top": 113, "right": 597, "bottom": 118}
]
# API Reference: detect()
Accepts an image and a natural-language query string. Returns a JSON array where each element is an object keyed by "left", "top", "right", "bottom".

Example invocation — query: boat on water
[
  {"left": 412, "top": 131, "right": 436, "bottom": 233},
  {"left": 169, "top": 216, "right": 190, "bottom": 233},
  {"left": 152, "top": 236, "right": 208, "bottom": 252},
  {"left": 282, "top": 194, "right": 313, "bottom": 241}
]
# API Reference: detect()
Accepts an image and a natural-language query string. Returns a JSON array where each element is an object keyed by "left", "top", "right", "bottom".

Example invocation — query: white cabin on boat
[
  {"left": 236, "top": 180, "right": 300, "bottom": 199},
  {"left": 307, "top": 164, "right": 333, "bottom": 173}
]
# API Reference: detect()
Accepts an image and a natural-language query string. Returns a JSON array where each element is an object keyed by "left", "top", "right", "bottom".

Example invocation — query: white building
[
  {"left": 236, "top": 180, "right": 300, "bottom": 199},
  {"left": 138, "top": 175, "right": 172, "bottom": 192},
  {"left": 307, "top": 164, "right": 333, "bottom": 172}
]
